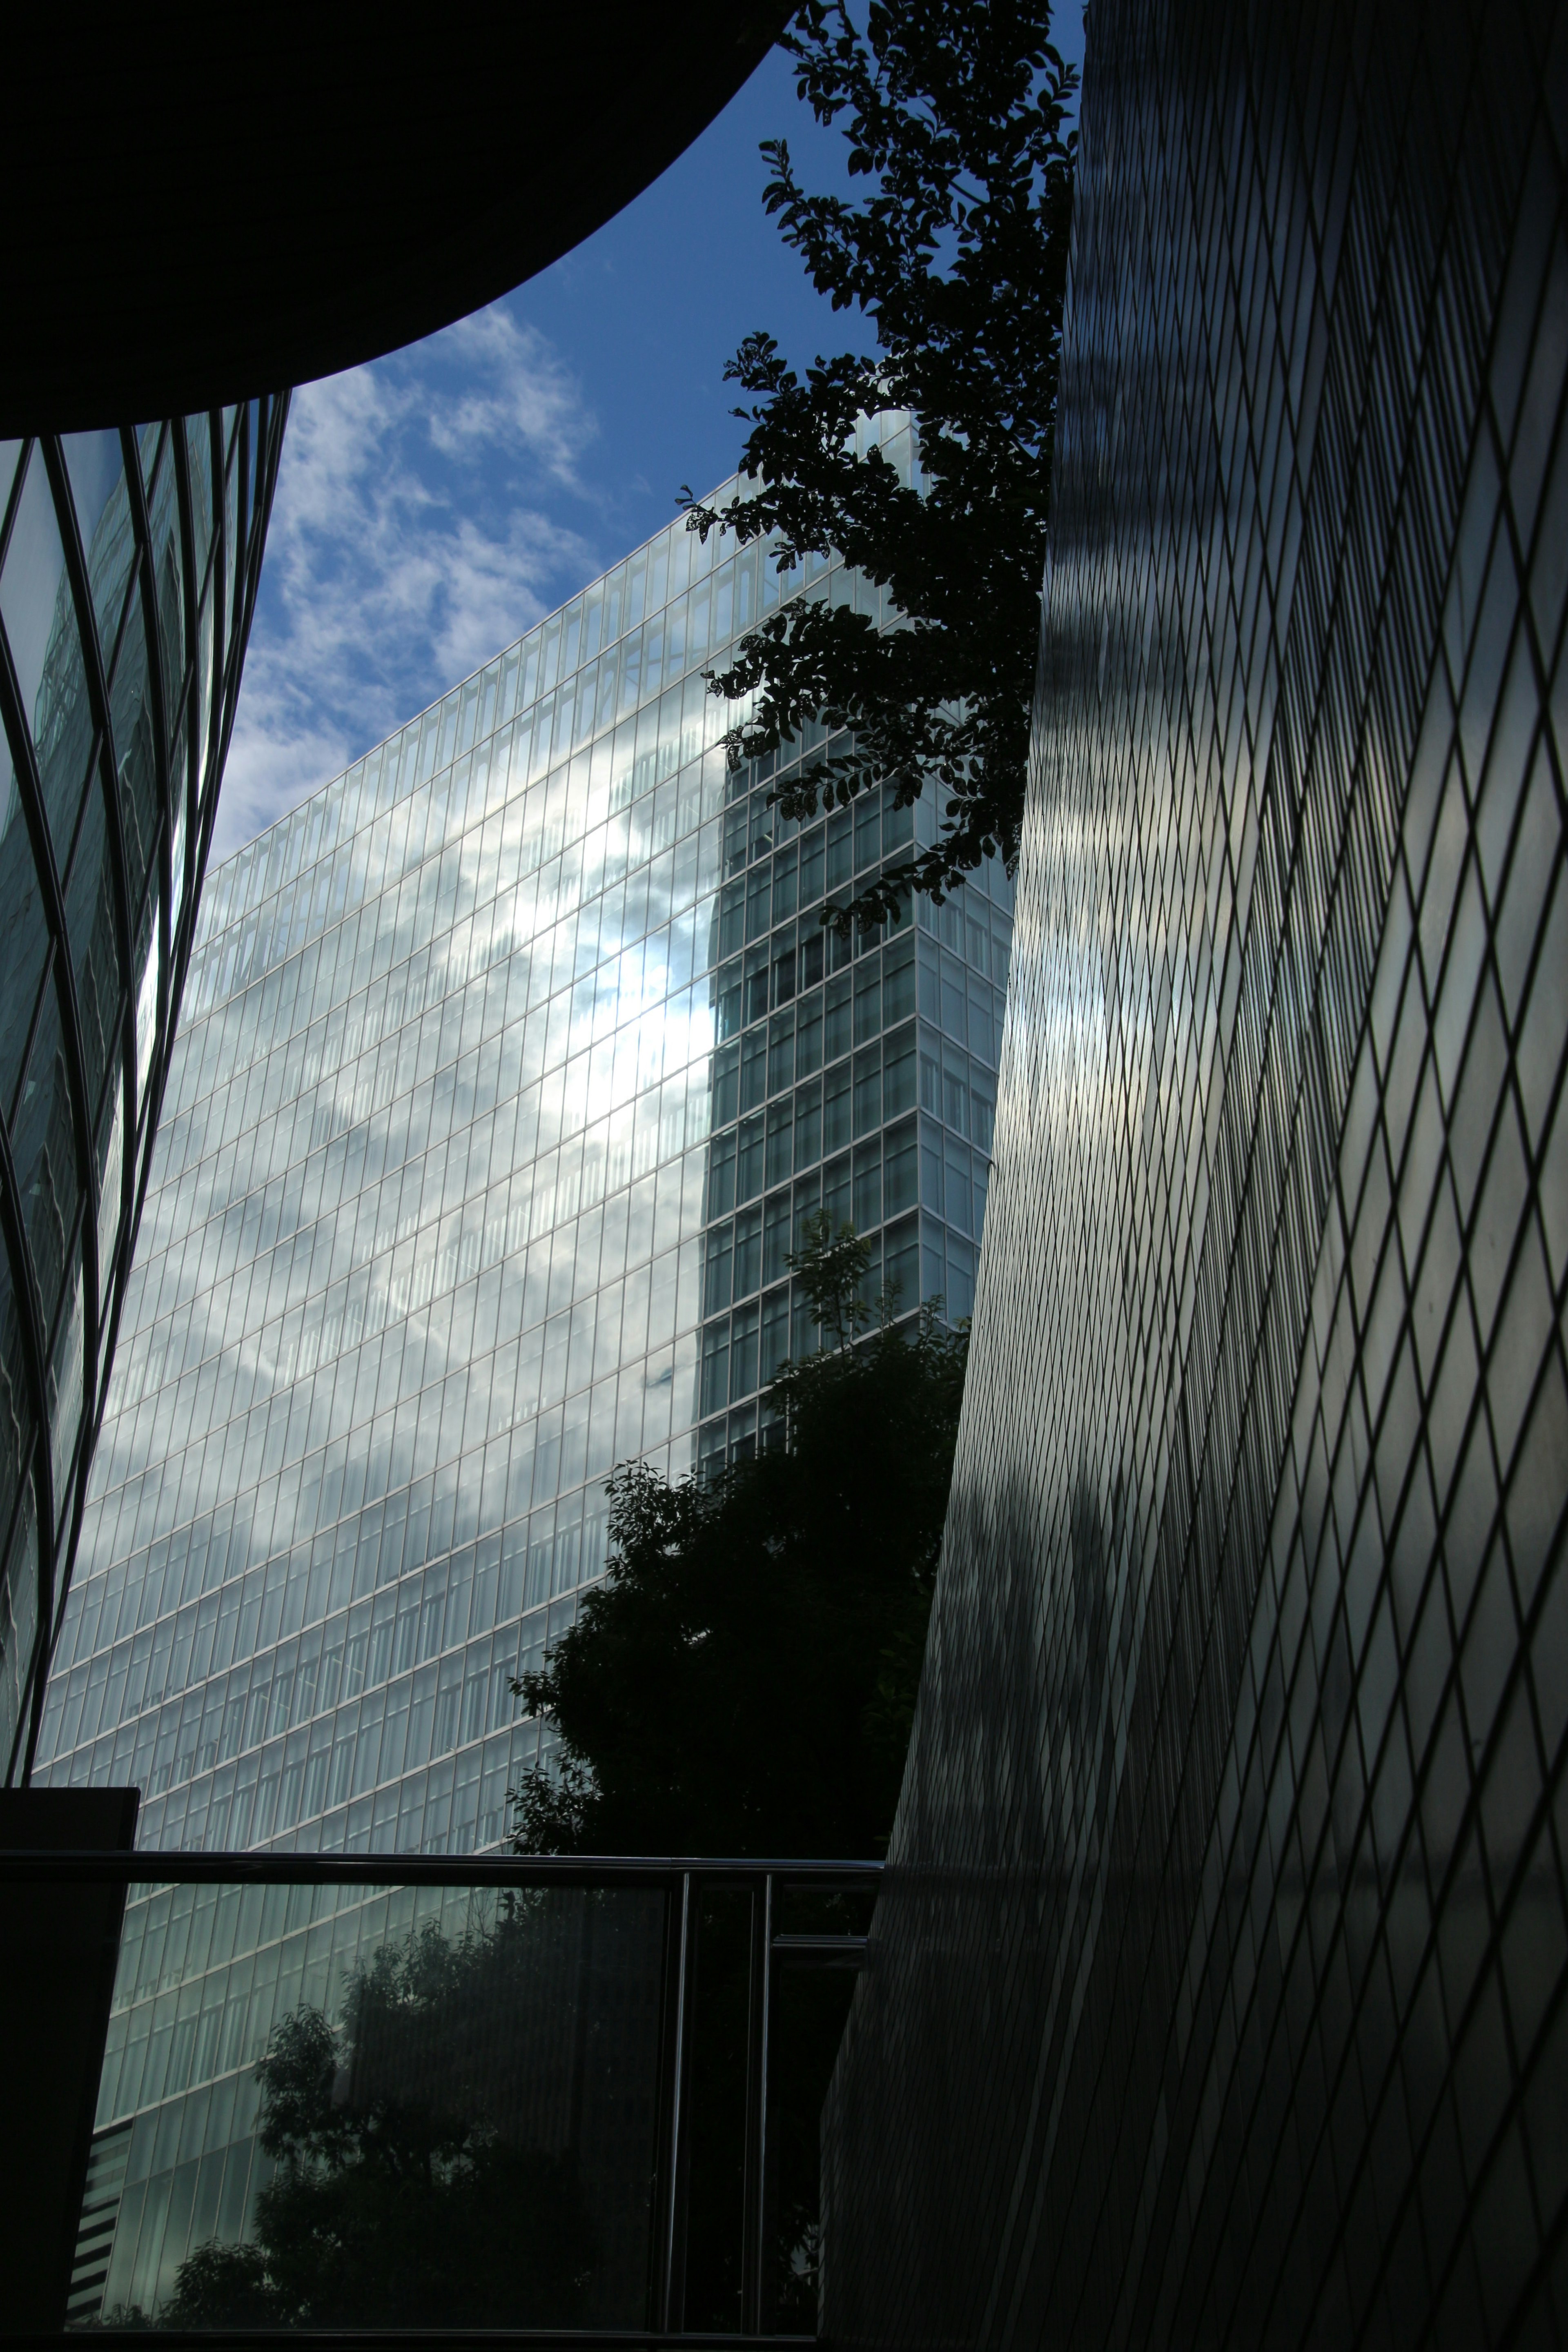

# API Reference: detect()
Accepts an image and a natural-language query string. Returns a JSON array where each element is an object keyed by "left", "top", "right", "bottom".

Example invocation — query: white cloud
[
  {"left": 216, "top": 302, "right": 605, "bottom": 862},
  {"left": 428, "top": 310, "right": 590, "bottom": 484}
]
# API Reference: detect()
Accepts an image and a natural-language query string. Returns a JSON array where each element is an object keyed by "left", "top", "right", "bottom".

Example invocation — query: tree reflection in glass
[{"left": 160, "top": 1892, "right": 658, "bottom": 2328}]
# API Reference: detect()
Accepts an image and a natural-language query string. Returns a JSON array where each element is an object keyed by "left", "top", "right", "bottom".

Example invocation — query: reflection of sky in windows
[
  {"left": 37, "top": 417, "right": 1010, "bottom": 1859},
  {"left": 0, "top": 408, "right": 280, "bottom": 1772}
]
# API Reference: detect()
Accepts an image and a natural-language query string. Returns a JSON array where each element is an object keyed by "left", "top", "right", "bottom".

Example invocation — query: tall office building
[
  {"left": 32, "top": 430, "right": 1010, "bottom": 2316},
  {"left": 0, "top": 408, "right": 285, "bottom": 1778},
  {"left": 823, "top": 2, "right": 1568, "bottom": 2346},
  {"left": 37, "top": 427, "right": 1009, "bottom": 1862}
]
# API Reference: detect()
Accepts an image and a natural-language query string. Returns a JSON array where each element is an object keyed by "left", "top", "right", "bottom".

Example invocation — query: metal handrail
[{"left": 0, "top": 1849, "right": 884, "bottom": 1885}]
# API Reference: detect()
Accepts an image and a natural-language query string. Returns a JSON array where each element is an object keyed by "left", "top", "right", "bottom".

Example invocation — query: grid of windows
[
  {"left": 824, "top": 3, "right": 1568, "bottom": 2345},
  {"left": 0, "top": 405, "right": 284, "bottom": 1775},
  {"left": 33, "top": 422, "right": 1011, "bottom": 2316},
  {"left": 695, "top": 787, "right": 1011, "bottom": 1466},
  {"left": 35, "top": 421, "right": 1009, "bottom": 1886}
]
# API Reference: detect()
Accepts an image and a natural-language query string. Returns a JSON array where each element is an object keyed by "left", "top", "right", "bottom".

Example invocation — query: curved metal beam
[
  {"left": 33, "top": 434, "right": 146, "bottom": 1727},
  {"left": 0, "top": 529, "right": 99, "bottom": 1772},
  {"left": 38, "top": 441, "right": 111, "bottom": 1376},
  {"left": 117, "top": 428, "right": 174, "bottom": 1158},
  {"left": 0, "top": 1081, "right": 53, "bottom": 1786},
  {"left": 0, "top": 6, "right": 788, "bottom": 433},
  {"left": 169, "top": 419, "right": 200, "bottom": 948}
]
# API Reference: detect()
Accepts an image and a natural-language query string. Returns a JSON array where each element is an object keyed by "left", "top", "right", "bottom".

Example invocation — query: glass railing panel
[
  {"left": 0, "top": 1851, "right": 880, "bottom": 2337},
  {"left": 681, "top": 1882, "right": 755, "bottom": 2332},
  {"left": 74, "top": 1876, "right": 669, "bottom": 2331},
  {"left": 767, "top": 1883, "right": 878, "bottom": 2329}
]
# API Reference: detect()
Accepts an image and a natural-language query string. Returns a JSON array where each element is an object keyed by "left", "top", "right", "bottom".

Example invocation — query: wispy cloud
[
  {"left": 428, "top": 308, "right": 593, "bottom": 483},
  {"left": 217, "top": 304, "right": 605, "bottom": 861}
]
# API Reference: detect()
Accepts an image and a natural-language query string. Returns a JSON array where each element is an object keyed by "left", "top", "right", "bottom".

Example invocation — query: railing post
[
  {"left": 741, "top": 1870, "right": 775, "bottom": 2333},
  {"left": 660, "top": 1869, "right": 695, "bottom": 2334}
]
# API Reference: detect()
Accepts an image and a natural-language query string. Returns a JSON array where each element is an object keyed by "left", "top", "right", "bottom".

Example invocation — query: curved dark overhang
[{"left": 1, "top": 2, "right": 788, "bottom": 436}]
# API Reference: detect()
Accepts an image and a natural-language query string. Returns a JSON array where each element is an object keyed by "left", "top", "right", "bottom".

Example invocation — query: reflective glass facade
[
  {"left": 36, "top": 418, "right": 1009, "bottom": 1864},
  {"left": 823, "top": 4, "right": 1568, "bottom": 2346},
  {"left": 0, "top": 407, "right": 285, "bottom": 1777},
  {"left": 33, "top": 426, "right": 1011, "bottom": 2321}
]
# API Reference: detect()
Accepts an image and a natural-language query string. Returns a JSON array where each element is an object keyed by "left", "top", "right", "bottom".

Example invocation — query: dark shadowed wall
[{"left": 822, "top": 2, "right": 1568, "bottom": 2343}]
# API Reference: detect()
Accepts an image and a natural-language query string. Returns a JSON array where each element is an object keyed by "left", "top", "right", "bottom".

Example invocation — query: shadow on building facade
[{"left": 823, "top": 2, "right": 1568, "bottom": 2342}]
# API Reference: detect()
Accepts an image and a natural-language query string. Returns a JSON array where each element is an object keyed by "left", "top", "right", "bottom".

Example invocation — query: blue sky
[{"left": 218, "top": 12, "right": 1086, "bottom": 861}]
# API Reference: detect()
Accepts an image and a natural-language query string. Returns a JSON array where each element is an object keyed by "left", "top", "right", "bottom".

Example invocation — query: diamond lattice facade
[
  {"left": 0, "top": 410, "right": 285, "bottom": 1776},
  {"left": 823, "top": 2, "right": 1568, "bottom": 2345}
]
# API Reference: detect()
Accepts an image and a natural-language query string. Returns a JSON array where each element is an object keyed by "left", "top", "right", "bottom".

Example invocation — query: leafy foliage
[
  {"left": 787, "top": 1206, "right": 875, "bottom": 1348},
  {"left": 682, "top": 0, "right": 1077, "bottom": 929},
  {"left": 510, "top": 1223, "right": 967, "bottom": 1859},
  {"left": 164, "top": 1919, "right": 595, "bottom": 2328}
]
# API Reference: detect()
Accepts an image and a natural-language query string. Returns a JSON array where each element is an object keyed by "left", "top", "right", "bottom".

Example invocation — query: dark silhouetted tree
[
  {"left": 164, "top": 1918, "right": 595, "bottom": 2328},
  {"left": 682, "top": 0, "right": 1077, "bottom": 931},
  {"left": 510, "top": 1220, "right": 966, "bottom": 1859}
]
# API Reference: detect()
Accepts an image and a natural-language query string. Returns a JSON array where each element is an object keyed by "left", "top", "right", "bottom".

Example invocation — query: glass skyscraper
[
  {"left": 35, "top": 418, "right": 1010, "bottom": 1873},
  {"left": 31, "top": 424, "right": 1010, "bottom": 2321},
  {"left": 0, "top": 406, "right": 285, "bottom": 1779}
]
